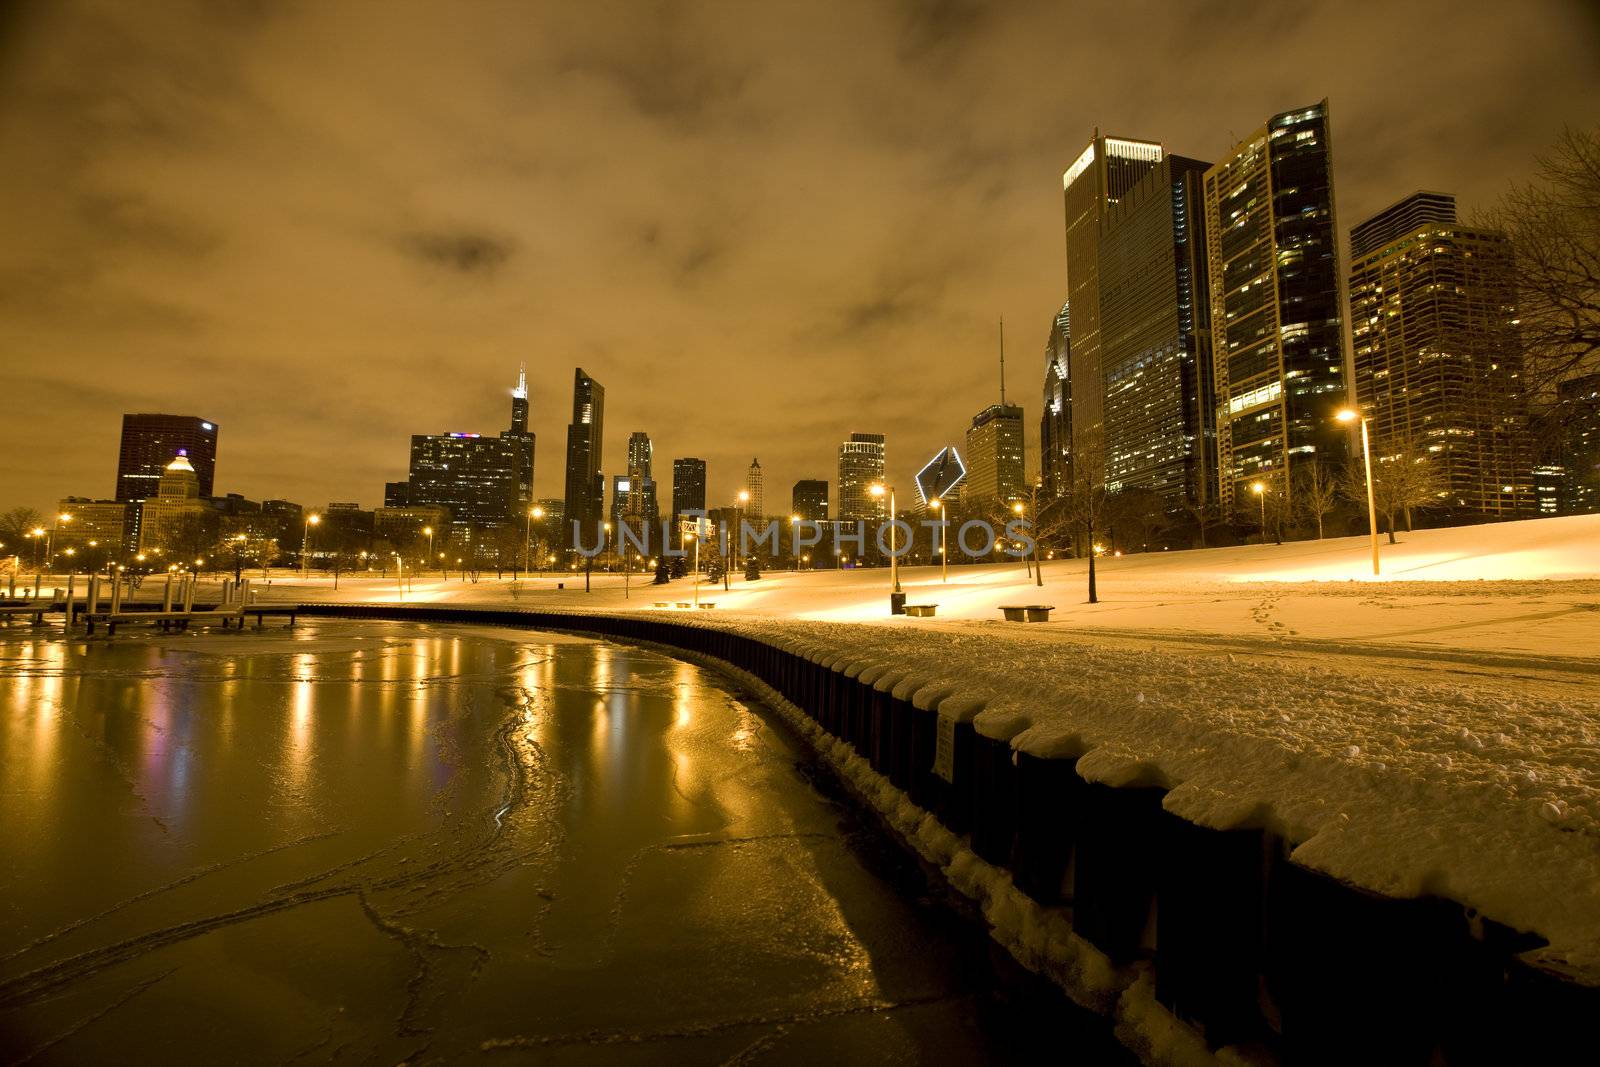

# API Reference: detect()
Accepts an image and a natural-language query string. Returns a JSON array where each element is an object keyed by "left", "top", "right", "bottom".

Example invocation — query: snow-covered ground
[{"left": 232, "top": 515, "right": 1600, "bottom": 980}]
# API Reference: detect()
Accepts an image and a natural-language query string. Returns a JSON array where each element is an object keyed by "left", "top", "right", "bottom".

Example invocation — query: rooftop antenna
[{"left": 999, "top": 316, "right": 1006, "bottom": 406}]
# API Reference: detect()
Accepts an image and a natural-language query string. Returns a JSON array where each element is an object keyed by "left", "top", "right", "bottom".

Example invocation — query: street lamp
[
  {"left": 930, "top": 498, "right": 947, "bottom": 583},
  {"left": 423, "top": 525, "right": 434, "bottom": 573},
  {"left": 868, "top": 483, "right": 901, "bottom": 611},
  {"left": 526, "top": 506, "right": 544, "bottom": 577},
  {"left": 1012, "top": 501, "right": 1032, "bottom": 579},
  {"left": 790, "top": 514, "right": 801, "bottom": 571},
  {"left": 1250, "top": 482, "right": 1267, "bottom": 543},
  {"left": 301, "top": 513, "right": 321, "bottom": 577},
  {"left": 1338, "top": 407, "right": 1380, "bottom": 576}
]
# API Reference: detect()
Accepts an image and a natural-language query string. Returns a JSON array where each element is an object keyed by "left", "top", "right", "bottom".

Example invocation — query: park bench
[
  {"left": 999, "top": 604, "right": 1054, "bottom": 623},
  {"left": 903, "top": 604, "right": 938, "bottom": 618}
]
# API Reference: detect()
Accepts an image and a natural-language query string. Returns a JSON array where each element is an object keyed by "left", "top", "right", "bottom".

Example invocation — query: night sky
[{"left": 3, "top": 0, "right": 1597, "bottom": 513}]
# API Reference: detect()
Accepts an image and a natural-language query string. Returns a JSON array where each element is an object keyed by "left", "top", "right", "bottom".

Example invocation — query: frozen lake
[{"left": 0, "top": 620, "right": 1121, "bottom": 1063}]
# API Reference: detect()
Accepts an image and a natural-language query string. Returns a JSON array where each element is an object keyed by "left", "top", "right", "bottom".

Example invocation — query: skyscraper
[
  {"left": 964, "top": 405, "right": 1025, "bottom": 505},
  {"left": 745, "top": 458, "right": 764, "bottom": 519},
  {"left": 137, "top": 452, "right": 213, "bottom": 552},
  {"left": 624, "top": 432, "right": 659, "bottom": 522},
  {"left": 1040, "top": 302, "right": 1072, "bottom": 498},
  {"left": 1099, "top": 155, "right": 1216, "bottom": 507},
  {"left": 1557, "top": 373, "right": 1600, "bottom": 514},
  {"left": 1063, "top": 134, "right": 1164, "bottom": 456},
  {"left": 791, "top": 480, "right": 829, "bottom": 522},
  {"left": 836, "top": 433, "right": 886, "bottom": 521},
  {"left": 116, "top": 414, "right": 218, "bottom": 502},
  {"left": 671, "top": 457, "right": 707, "bottom": 529},
  {"left": 1348, "top": 192, "right": 1532, "bottom": 517},
  {"left": 406, "top": 432, "right": 521, "bottom": 528},
  {"left": 500, "top": 363, "right": 536, "bottom": 509},
  {"left": 1203, "top": 100, "right": 1348, "bottom": 509},
  {"left": 562, "top": 368, "right": 605, "bottom": 542}
]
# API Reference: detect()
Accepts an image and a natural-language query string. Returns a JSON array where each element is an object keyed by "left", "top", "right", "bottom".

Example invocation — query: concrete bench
[
  {"left": 999, "top": 604, "right": 1054, "bottom": 623},
  {"left": 903, "top": 604, "right": 938, "bottom": 618}
]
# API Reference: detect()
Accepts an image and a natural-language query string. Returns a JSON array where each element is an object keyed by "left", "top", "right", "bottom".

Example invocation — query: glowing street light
[
  {"left": 301, "top": 513, "right": 321, "bottom": 577},
  {"left": 930, "top": 498, "right": 947, "bottom": 583},
  {"left": 1338, "top": 407, "right": 1380, "bottom": 576},
  {"left": 1250, "top": 481, "right": 1269, "bottom": 544},
  {"left": 423, "top": 525, "right": 435, "bottom": 572},
  {"left": 869, "top": 483, "right": 901, "bottom": 610},
  {"left": 526, "top": 505, "right": 545, "bottom": 576}
]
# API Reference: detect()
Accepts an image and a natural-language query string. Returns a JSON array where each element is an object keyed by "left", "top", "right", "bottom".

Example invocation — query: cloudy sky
[{"left": 3, "top": 0, "right": 1597, "bottom": 514}]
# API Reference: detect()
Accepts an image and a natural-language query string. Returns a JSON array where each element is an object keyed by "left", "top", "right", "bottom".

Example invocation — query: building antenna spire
[{"left": 999, "top": 315, "right": 1006, "bottom": 406}]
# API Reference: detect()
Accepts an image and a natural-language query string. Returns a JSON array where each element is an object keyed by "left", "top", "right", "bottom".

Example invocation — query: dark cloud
[
  {"left": 2, "top": 0, "right": 1598, "bottom": 512},
  {"left": 401, "top": 231, "right": 516, "bottom": 275}
]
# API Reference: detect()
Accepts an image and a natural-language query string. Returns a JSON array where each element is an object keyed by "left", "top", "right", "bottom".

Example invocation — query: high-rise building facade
[
  {"left": 964, "top": 405, "right": 1026, "bottom": 505},
  {"left": 1100, "top": 155, "right": 1216, "bottom": 507},
  {"left": 1203, "top": 100, "right": 1348, "bottom": 509},
  {"left": 791, "top": 480, "right": 829, "bottom": 522},
  {"left": 622, "top": 431, "right": 659, "bottom": 522},
  {"left": 1063, "top": 134, "right": 1164, "bottom": 456},
  {"left": 671, "top": 458, "right": 707, "bottom": 527},
  {"left": 406, "top": 432, "right": 521, "bottom": 528},
  {"left": 1347, "top": 192, "right": 1531, "bottom": 517},
  {"left": 1040, "top": 302, "right": 1072, "bottom": 498},
  {"left": 837, "top": 433, "right": 887, "bottom": 521},
  {"left": 117, "top": 414, "right": 218, "bottom": 502},
  {"left": 1556, "top": 373, "right": 1600, "bottom": 515},
  {"left": 745, "top": 459, "right": 764, "bottom": 519},
  {"left": 500, "top": 364, "right": 536, "bottom": 509},
  {"left": 562, "top": 369, "right": 605, "bottom": 541},
  {"left": 56, "top": 498, "right": 130, "bottom": 555}
]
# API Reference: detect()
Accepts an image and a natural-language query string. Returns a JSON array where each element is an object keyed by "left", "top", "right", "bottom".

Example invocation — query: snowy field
[{"left": 223, "top": 515, "right": 1600, "bottom": 979}]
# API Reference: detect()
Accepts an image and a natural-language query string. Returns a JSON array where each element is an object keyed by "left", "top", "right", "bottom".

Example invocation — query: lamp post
[
  {"left": 930, "top": 498, "right": 947, "bottom": 583},
  {"left": 301, "top": 513, "right": 320, "bottom": 577},
  {"left": 526, "top": 506, "right": 544, "bottom": 578},
  {"left": 733, "top": 490, "right": 749, "bottom": 589},
  {"left": 1012, "top": 501, "right": 1031, "bottom": 579},
  {"left": 1250, "top": 482, "right": 1267, "bottom": 543},
  {"left": 790, "top": 514, "right": 801, "bottom": 571},
  {"left": 28, "top": 527, "right": 44, "bottom": 572},
  {"left": 1338, "top": 408, "right": 1380, "bottom": 576},
  {"left": 869, "top": 483, "right": 901, "bottom": 613},
  {"left": 423, "top": 525, "right": 434, "bottom": 574}
]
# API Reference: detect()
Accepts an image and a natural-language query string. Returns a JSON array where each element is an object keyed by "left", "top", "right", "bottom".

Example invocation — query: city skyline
[{"left": 3, "top": 2, "right": 1597, "bottom": 514}]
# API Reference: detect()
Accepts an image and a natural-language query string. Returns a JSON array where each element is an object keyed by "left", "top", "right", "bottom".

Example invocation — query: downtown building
[
  {"left": 745, "top": 459, "right": 765, "bottom": 520},
  {"left": 136, "top": 452, "right": 214, "bottom": 554},
  {"left": 1554, "top": 372, "right": 1600, "bottom": 515},
  {"left": 1347, "top": 192, "right": 1532, "bottom": 517},
  {"left": 394, "top": 368, "right": 534, "bottom": 532},
  {"left": 1203, "top": 100, "right": 1349, "bottom": 510},
  {"left": 791, "top": 480, "right": 829, "bottom": 522},
  {"left": 671, "top": 457, "right": 707, "bottom": 533},
  {"left": 1040, "top": 302, "right": 1072, "bottom": 498},
  {"left": 561, "top": 368, "right": 605, "bottom": 544},
  {"left": 963, "top": 404, "right": 1025, "bottom": 507},
  {"left": 836, "top": 433, "right": 887, "bottom": 522},
  {"left": 1099, "top": 154, "right": 1217, "bottom": 507},
  {"left": 117, "top": 414, "right": 218, "bottom": 502},
  {"left": 1063, "top": 134, "right": 1165, "bottom": 458}
]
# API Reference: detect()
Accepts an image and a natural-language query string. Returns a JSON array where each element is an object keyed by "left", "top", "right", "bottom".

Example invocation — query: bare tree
[
  {"left": 1342, "top": 442, "right": 1445, "bottom": 543},
  {"left": 1478, "top": 125, "right": 1600, "bottom": 393},
  {"left": 0, "top": 507, "right": 44, "bottom": 557},
  {"left": 1296, "top": 459, "right": 1340, "bottom": 540},
  {"left": 1058, "top": 429, "right": 1108, "bottom": 603}
]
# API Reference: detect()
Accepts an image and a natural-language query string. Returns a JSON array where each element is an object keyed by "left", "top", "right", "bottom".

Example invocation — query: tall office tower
[
  {"left": 836, "top": 433, "right": 887, "bottom": 521},
  {"left": 1203, "top": 100, "right": 1348, "bottom": 509},
  {"left": 500, "top": 363, "right": 536, "bottom": 508},
  {"left": 1040, "top": 302, "right": 1072, "bottom": 498},
  {"left": 745, "top": 459, "right": 765, "bottom": 519},
  {"left": 561, "top": 368, "right": 605, "bottom": 542},
  {"left": 914, "top": 447, "right": 966, "bottom": 511},
  {"left": 623, "top": 431, "right": 658, "bottom": 522},
  {"left": 117, "top": 414, "right": 218, "bottom": 502},
  {"left": 55, "top": 498, "right": 130, "bottom": 554},
  {"left": 791, "top": 480, "right": 829, "bottom": 522},
  {"left": 964, "top": 404, "right": 1026, "bottom": 505},
  {"left": 1557, "top": 373, "right": 1600, "bottom": 514},
  {"left": 406, "top": 432, "right": 521, "bottom": 528},
  {"left": 1348, "top": 192, "right": 1532, "bottom": 517},
  {"left": 1063, "top": 134, "right": 1164, "bottom": 456},
  {"left": 1100, "top": 155, "right": 1216, "bottom": 507},
  {"left": 671, "top": 457, "right": 707, "bottom": 527}
]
